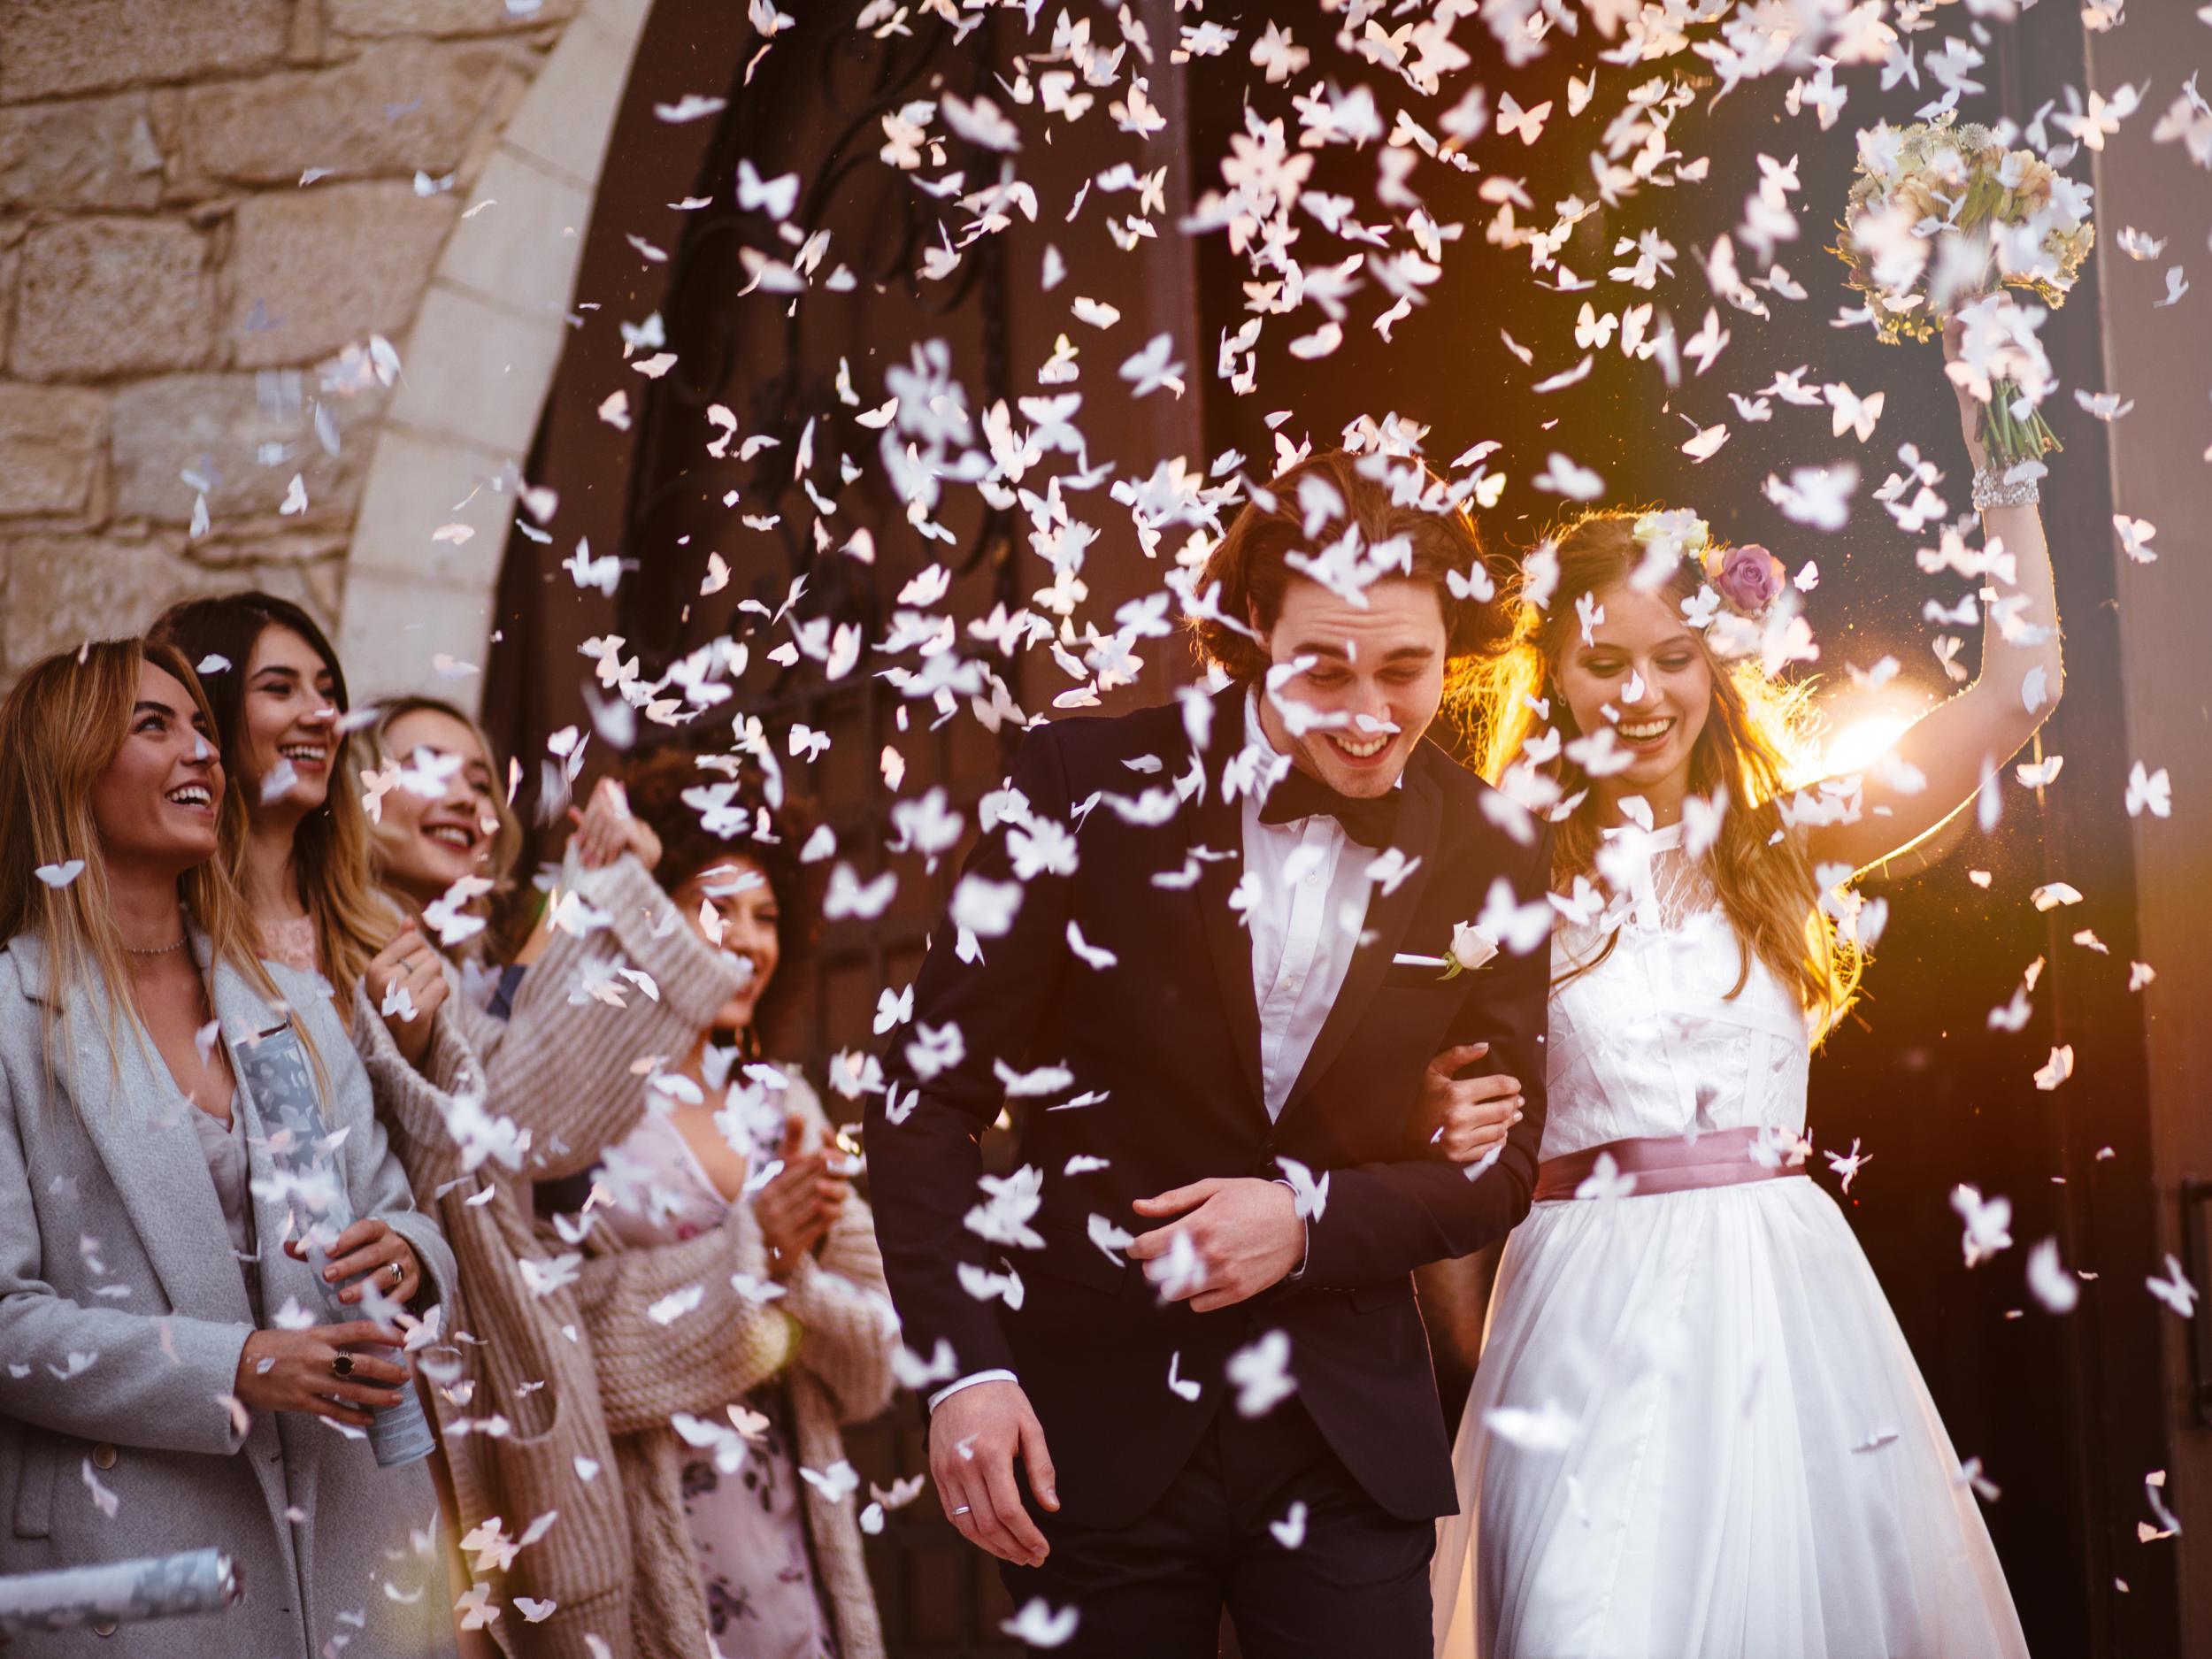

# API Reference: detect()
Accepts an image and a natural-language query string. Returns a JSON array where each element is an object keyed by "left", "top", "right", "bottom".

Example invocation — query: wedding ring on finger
[
  {"left": 952, "top": 1505, "right": 972, "bottom": 1517},
  {"left": 387, "top": 1260, "right": 405, "bottom": 1286}
]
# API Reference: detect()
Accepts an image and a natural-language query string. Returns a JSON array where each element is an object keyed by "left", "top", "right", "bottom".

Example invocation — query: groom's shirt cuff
[
  {"left": 928, "top": 1369, "right": 1018, "bottom": 1412},
  {"left": 1271, "top": 1179, "right": 1310, "bottom": 1280}
]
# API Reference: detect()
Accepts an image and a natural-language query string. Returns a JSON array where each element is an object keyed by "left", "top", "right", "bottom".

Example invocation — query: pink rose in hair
[{"left": 1710, "top": 544, "right": 1785, "bottom": 613}]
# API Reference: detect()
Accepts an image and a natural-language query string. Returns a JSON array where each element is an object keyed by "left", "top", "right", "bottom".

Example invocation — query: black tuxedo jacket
[{"left": 866, "top": 686, "right": 1553, "bottom": 1527}]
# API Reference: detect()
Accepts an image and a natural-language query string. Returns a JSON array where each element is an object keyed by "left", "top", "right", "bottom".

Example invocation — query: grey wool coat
[{"left": 0, "top": 933, "right": 460, "bottom": 1658}]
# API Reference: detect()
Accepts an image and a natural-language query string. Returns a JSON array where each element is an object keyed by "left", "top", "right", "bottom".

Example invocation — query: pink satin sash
[{"left": 1533, "top": 1125, "right": 1809, "bottom": 1202}]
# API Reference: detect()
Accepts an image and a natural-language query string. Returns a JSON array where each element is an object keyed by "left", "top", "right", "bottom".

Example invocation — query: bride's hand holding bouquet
[{"left": 1833, "top": 110, "right": 2094, "bottom": 507}]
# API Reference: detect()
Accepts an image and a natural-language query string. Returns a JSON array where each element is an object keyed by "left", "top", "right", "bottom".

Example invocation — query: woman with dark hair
[
  {"left": 148, "top": 594, "right": 397, "bottom": 1011},
  {"left": 614, "top": 747, "right": 811, "bottom": 1054},
  {"left": 0, "top": 639, "right": 456, "bottom": 1659},
  {"left": 588, "top": 747, "right": 897, "bottom": 1659},
  {"left": 146, "top": 600, "right": 511, "bottom": 1652}
]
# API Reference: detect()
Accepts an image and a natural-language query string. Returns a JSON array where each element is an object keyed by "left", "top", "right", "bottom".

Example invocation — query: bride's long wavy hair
[{"left": 1453, "top": 510, "right": 1863, "bottom": 1042}]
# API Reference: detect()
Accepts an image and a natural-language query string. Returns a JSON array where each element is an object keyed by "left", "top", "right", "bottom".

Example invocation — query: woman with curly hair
[
  {"left": 581, "top": 748, "right": 897, "bottom": 1659},
  {"left": 1430, "top": 331, "right": 2048, "bottom": 1656}
]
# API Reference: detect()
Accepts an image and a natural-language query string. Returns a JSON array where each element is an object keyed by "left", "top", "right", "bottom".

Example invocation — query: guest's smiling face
[
  {"left": 90, "top": 663, "right": 225, "bottom": 874},
  {"left": 376, "top": 708, "right": 502, "bottom": 905},
  {"left": 241, "top": 624, "right": 339, "bottom": 818},
  {"left": 1256, "top": 575, "right": 1448, "bottom": 800},
  {"left": 671, "top": 854, "right": 780, "bottom": 1033}
]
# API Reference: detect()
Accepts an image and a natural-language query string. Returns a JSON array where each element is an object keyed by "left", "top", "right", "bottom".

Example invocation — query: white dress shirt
[
  {"left": 1239, "top": 693, "right": 1372, "bottom": 1120},
  {"left": 929, "top": 690, "right": 1394, "bottom": 1411}
]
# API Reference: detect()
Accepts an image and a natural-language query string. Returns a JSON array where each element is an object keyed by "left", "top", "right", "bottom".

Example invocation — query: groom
[{"left": 865, "top": 446, "right": 1553, "bottom": 1655}]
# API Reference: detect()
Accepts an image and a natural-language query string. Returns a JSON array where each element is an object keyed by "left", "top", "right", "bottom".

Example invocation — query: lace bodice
[{"left": 1541, "top": 822, "right": 1814, "bottom": 1161}]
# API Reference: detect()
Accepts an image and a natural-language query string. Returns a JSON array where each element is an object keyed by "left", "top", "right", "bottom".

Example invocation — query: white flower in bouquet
[{"left": 1832, "top": 111, "right": 2095, "bottom": 468}]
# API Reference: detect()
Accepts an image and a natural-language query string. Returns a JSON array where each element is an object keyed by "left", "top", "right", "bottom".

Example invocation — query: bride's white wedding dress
[{"left": 1432, "top": 822, "right": 2028, "bottom": 1659}]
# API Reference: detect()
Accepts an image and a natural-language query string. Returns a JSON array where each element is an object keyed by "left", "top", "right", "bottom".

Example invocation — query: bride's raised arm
[{"left": 1804, "top": 316, "right": 2066, "bottom": 878}]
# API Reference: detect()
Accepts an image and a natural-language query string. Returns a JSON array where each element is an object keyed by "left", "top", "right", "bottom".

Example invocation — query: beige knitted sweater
[
  {"left": 577, "top": 1070, "right": 899, "bottom": 1659},
  {"left": 357, "top": 854, "right": 896, "bottom": 1659},
  {"left": 358, "top": 854, "right": 741, "bottom": 1659}
]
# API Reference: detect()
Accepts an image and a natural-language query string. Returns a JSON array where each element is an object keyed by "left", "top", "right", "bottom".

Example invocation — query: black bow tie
[{"left": 1256, "top": 767, "right": 1402, "bottom": 849}]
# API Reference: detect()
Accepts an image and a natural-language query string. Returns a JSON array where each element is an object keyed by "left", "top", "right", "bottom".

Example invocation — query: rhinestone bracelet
[{"left": 1971, "top": 465, "right": 2041, "bottom": 511}]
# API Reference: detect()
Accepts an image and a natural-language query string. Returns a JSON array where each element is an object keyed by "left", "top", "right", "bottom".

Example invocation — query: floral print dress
[{"left": 597, "top": 1075, "right": 841, "bottom": 1659}]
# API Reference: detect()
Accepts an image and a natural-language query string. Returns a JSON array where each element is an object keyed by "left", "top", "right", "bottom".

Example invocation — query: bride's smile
[{"left": 1555, "top": 585, "right": 1714, "bottom": 817}]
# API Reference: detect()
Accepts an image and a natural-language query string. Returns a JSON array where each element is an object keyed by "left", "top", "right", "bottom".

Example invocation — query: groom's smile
[{"left": 1255, "top": 574, "right": 1449, "bottom": 799}]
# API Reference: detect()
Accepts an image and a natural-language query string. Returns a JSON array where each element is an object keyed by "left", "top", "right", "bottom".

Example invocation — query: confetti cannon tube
[
  {"left": 232, "top": 1025, "right": 437, "bottom": 1470},
  {"left": 0, "top": 1548, "right": 239, "bottom": 1634}
]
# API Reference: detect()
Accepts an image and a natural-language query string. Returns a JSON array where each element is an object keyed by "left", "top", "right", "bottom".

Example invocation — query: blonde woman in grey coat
[{"left": 0, "top": 640, "right": 459, "bottom": 1658}]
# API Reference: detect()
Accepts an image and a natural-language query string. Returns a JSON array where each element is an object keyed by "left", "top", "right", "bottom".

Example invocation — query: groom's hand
[
  {"left": 1129, "top": 1178, "right": 1304, "bottom": 1312},
  {"left": 931, "top": 1380, "right": 1058, "bottom": 1567}
]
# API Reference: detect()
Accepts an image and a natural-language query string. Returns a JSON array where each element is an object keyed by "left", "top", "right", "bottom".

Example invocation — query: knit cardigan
[
  {"left": 354, "top": 854, "right": 748, "bottom": 1659},
  {"left": 571, "top": 1069, "right": 899, "bottom": 1659}
]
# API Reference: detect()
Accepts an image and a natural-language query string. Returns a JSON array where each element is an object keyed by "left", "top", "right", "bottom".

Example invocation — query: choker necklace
[{"left": 125, "top": 937, "right": 188, "bottom": 956}]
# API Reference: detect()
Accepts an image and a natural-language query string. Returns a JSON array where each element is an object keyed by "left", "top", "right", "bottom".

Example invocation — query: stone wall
[{"left": 0, "top": 0, "right": 583, "bottom": 679}]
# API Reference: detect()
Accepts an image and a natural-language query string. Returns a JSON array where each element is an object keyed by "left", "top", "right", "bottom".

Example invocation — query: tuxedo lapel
[
  {"left": 1279, "top": 752, "right": 1445, "bottom": 1122},
  {"left": 1185, "top": 687, "right": 1267, "bottom": 1121}
]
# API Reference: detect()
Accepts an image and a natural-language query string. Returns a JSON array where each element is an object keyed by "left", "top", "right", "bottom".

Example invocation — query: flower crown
[{"left": 1631, "top": 511, "right": 1785, "bottom": 622}]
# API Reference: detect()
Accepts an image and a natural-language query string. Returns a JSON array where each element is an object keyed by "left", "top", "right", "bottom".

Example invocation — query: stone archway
[{"left": 334, "top": 0, "right": 650, "bottom": 710}]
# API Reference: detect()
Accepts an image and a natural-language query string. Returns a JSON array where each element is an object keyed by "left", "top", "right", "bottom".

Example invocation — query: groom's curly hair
[{"left": 1185, "top": 446, "right": 1511, "bottom": 684}]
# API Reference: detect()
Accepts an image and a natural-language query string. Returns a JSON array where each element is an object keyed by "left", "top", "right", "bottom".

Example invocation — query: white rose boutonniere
[{"left": 1441, "top": 921, "right": 1500, "bottom": 980}]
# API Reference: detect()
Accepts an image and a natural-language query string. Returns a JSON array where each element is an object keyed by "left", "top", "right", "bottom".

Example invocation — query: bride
[{"left": 1427, "top": 328, "right": 2053, "bottom": 1658}]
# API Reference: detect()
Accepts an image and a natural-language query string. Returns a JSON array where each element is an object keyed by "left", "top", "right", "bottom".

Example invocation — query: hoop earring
[{"left": 1545, "top": 681, "right": 1577, "bottom": 737}]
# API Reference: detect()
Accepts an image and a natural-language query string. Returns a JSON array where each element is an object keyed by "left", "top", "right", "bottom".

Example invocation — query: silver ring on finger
[
  {"left": 952, "top": 1505, "right": 972, "bottom": 1517},
  {"left": 388, "top": 1260, "right": 405, "bottom": 1286}
]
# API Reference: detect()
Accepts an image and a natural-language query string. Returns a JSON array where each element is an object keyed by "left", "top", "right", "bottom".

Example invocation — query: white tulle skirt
[{"left": 1432, "top": 1178, "right": 2030, "bottom": 1659}]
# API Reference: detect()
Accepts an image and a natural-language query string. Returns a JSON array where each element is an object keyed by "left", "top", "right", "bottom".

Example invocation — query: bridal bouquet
[{"left": 1832, "top": 112, "right": 2095, "bottom": 469}]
